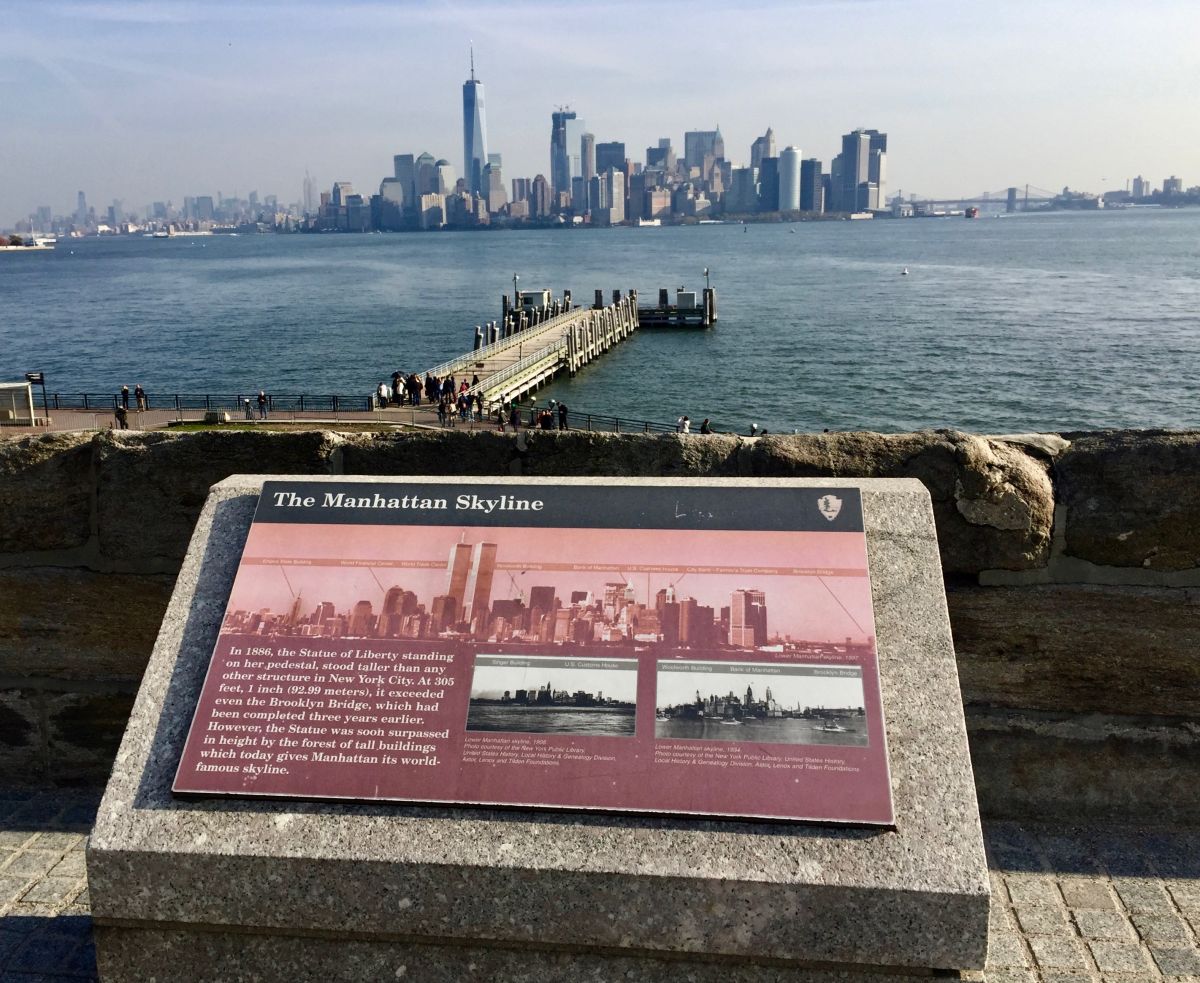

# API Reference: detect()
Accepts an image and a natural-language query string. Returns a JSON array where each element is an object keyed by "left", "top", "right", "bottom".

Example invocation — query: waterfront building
[
  {"left": 483, "top": 162, "right": 507, "bottom": 214},
  {"left": 726, "top": 167, "right": 759, "bottom": 214},
  {"left": 729, "top": 589, "right": 767, "bottom": 649},
  {"left": 750, "top": 128, "right": 776, "bottom": 171},
  {"left": 646, "top": 138, "right": 675, "bottom": 173},
  {"left": 830, "top": 128, "right": 887, "bottom": 212},
  {"left": 416, "top": 153, "right": 438, "bottom": 197},
  {"left": 800, "top": 158, "right": 824, "bottom": 212},
  {"left": 581, "top": 132, "right": 596, "bottom": 211},
  {"left": 530, "top": 174, "right": 551, "bottom": 218},
  {"left": 331, "top": 182, "right": 354, "bottom": 207},
  {"left": 757, "top": 157, "right": 779, "bottom": 212},
  {"left": 645, "top": 187, "right": 671, "bottom": 219},
  {"left": 778, "top": 147, "right": 802, "bottom": 212},
  {"left": 434, "top": 160, "right": 456, "bottom": 195},
  {"left": 595, "top": 167, "right": 625, "bottom": 225},
  {"left": 684, "top": 129, "right": 724, "bottom": 173},
  {"left": 462, "top": 50, "right": 488, "bottom": 197},
  {"left": 596, "top": 141, "right": 626, "bottom": 174},
  {"left": 550, "top": 108, "right": 577, "bottom": 198},
  {"left": 1132, "top": 175, "right": 1149, "bottom": 199},
  {"left": 1163, "top": 176, "right": 1183, "bottom": 195},
  {"left": 392, "top": 154, "right": 415, "bottom": 209}
]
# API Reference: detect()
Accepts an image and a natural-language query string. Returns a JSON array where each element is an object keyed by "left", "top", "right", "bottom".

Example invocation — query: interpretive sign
[{"left": 173, "top": 481, "right": 894, "bottom": 824}]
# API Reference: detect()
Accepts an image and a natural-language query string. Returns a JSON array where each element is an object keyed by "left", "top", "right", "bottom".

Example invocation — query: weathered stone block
[
  {"left": 0, "top": 692, "right": 36, "bottom": 753},
  {"left": 948, "top": 584, "right": 1200, "bottom": 717},
  {"left": 0, "top": 568, "right": 173, "bottom": 680},
  {"left": 748, "top": 431, "right": 1054, "bottom": 574},
  {"left": 967, "top": 709, "right": 1200, "bottom": 824},
  {"left": 1056, "top": 430, "right": 1200, "bottom": 571},
  {"left": 95, "top": 430, "right": 340, "bottom": 567},
  {"left": 0, "top": 432, "right": 93, "bottom": 555},
  {"left": 47, "top": 691, "right": 136, "bottom": 779},
  {"left": 519, "top": 431, "right": 741, "bottom": 476},
  {"left": 340, "top": 430, "right": 517, "bottom": 475}
]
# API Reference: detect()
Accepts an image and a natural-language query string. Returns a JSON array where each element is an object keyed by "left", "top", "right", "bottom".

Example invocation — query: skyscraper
[
  {"left": 750, "top": 128, "right": 776, "bottom": 171},
  {"left": 581, "top": 132, "right": 596, "bottom": 199},
  {"left": 392, "top": 154, "right": 415, "bottom": 209},
  {"left": 683, "top": 129, "right": 724, "bottom": 172},
  {"left": 729, "top": 589, "right": 767, "bottom": 648},
  {"left": 831, "top": 129, "right": 887, "bottom": 212},
  {"left": 758, "top": 157, "right": 780, "bottom": 212},
  {"left": 462, "top": 48, "right": 488, "bottom": 197},
  {"left": 778, "top": 147, "right": 802, "bottom": 212},
  {"left": 464, "top": 542, "right": 497, "bottom": 625},
  {"left": 800, "top": 158, "right": 824, "bottom": 213},
  {"left": 595, "top": 141, "right": 626, "bottom": 174},
  {"left": 550, "top": 109, "right": 577, "bottom": 198},
  {"left": 445, "top": 542, "right": 472, "bottom": 616}
]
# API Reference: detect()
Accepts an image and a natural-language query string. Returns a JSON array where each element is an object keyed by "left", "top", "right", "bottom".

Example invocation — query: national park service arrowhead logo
[{"left": 817, "top": 494, "right": 843, "bottom": 522}]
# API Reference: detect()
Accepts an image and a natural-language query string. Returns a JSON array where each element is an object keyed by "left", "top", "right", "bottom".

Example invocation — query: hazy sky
[{"left": 5, "top": 0, "right": 1199, "bottom": 221}]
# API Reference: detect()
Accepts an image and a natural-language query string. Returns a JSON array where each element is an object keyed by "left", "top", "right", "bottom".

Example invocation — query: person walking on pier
[
  {"left": 425, "top": 373, "right": 437, "bottom": 403},
  {"left": 243, "top": 398, "right": 253, "bottom": 420},
  {"left": 677, "top": 415, "right": 690, "bottom": 434},
  {"left": 257, "top": 390, "right": 269, "bottom": 420},
  {"left": 114, "top": 404, "right": 129, "bottom": 429},
  {"left": 134, "top": 384, "right": 146, "bottom": 411},
  {"left": 120, "top": 385, "right": 130, "bottom": 410},
  {"left": 408, "top": 373, "right": 422, "bottom": 406},
  {"left": 557, "top": 401, "right": 569, "bottom": 430}
]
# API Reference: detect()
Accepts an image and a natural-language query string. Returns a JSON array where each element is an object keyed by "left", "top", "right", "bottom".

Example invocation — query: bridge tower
[{"left": 1006, "top": 187, "right": 1018, "bottom": 213}]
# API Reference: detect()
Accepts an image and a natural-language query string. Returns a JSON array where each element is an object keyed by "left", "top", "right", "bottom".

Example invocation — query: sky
[{"left": 4, "top": 0, "right": 1199, "bottom": 221}]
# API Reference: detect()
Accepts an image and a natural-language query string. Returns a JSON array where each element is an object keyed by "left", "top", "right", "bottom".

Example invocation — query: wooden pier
[
  {"left": 418, "top": 289, "right": 640, "bottom": 415},
  {"left": 637, "top": 286, "right": 717, "bottom": 328}
]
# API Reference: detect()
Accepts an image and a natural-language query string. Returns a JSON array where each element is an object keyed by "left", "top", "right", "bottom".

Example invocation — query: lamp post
[
  {"left": 704, "top": 267, "right": 710, "bottom": 290},
  {"left": 513, "top": 273, "right": 520, "bottom": 307}
]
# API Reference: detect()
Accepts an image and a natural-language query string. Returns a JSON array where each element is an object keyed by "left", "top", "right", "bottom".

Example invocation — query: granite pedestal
[{"left": 87, "top": 475, "right": 988, "bottom": 980}]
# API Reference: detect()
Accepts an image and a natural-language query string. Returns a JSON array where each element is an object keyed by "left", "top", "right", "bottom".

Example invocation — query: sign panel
[{"left": 173, "top": 481, "right": 894, "bottom": 824}]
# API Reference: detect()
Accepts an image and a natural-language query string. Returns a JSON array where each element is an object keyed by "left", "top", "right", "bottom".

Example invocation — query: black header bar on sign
[{"left": 254, "top": 481, "right": 864, "bottom": 534}]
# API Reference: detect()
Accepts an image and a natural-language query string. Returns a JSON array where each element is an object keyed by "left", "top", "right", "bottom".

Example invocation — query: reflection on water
[
  {"left": 466, "top": 705, "right": 636, "bottom": 737},
  {"left": 654, "top": 716, "right": 868, "bottom": 747}
]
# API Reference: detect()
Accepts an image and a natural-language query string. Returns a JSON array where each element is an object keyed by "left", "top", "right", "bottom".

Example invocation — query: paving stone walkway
[{"left": 1, "top": 786, "right": 1197, "bottom": 981}]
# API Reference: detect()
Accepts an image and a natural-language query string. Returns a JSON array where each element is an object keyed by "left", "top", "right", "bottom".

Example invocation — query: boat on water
[
  {"left": 818, "top": 719, "right": 847, "bottom": 733},
  {"left": 1, "top": 236, "right": 55, "bottom": 252}
]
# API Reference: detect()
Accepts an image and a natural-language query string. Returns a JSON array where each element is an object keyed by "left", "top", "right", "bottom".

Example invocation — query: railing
[
  {"left": 423, "top": 306, "right": 582, "bottom": 379},
  {"left": 466, "top": 338, "right": 565, "bottom": 402},
  {"left": 42, "top": 393, "right": 374, "bottom": 413}
]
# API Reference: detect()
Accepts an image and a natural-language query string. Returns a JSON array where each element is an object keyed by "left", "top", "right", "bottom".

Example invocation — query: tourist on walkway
[
  {"left": 243, "top": 399, "right": 253, "bottom": 420},
  {"left": 257, "top": 390, "right": 268, "bottom": 419},
  {"left": 114, "top": 404, "right": 129, "bottom": 429},
  {"left": 134, "top": 384, "right": 146, "bottom": 411},
  {"left": 557, "top": 401, "right": 569, "bottom": 430},
  {"left": 408, "top": 374, "right": 422, "bottom": 406},
  {"left": 699, "top": 418, "right": 712, "bottom": 434},
  {"left": 437, "top": 396, "right": 448, "bottom": 426},
  {"left": 425, "top": 374, "right": 437, "bottom": 403},
  {"left": 120, "top": 385, "right": 130, "bottom": 410},
  {"left": 749, "top": 423, "right": 758, "bottom": 436},
  {"left": 377, "top": 381, "right": 391, "bottom": 408},
  {"left": 509, "top": 403, "right": 521, "bottom": 430},
  {"left": 677, "top": 415, "right": 690, "bottom": 434}
]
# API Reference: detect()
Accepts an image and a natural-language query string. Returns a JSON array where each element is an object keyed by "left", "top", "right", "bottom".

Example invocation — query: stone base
[
  {"left": 88, "top": 476, "right": 989, "bottom": 979},
  {"left": 95, "top": 926, "right": 969, "bottom": 982}
]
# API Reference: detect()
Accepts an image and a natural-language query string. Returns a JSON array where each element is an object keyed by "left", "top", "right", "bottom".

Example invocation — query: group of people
[
  {"left": 676, "top": 415, "right": 715, "bottom": 435},
  {"left": 114, "top": 384, "right": 148, "bottom": 429}
]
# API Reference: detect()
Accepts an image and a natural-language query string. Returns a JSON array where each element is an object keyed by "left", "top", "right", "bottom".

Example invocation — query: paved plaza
[{"left": 1, "top": 786, "right": 1197, "bottom": 982}]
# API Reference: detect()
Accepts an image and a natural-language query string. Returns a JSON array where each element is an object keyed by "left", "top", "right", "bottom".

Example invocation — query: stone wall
[{"left": 2, "top": 428, "right": 1197, "bottom": 821}]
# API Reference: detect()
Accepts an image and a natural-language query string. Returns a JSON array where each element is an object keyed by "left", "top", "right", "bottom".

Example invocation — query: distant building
[
  {"left": 684, "top": 129, "right": 724, "bottom": 173},
  {"left": 530, "top": 174, "right": 551, "bottom": 218},
  {"left": 750, "top": 128, "right": 776, "bottom": 171},
  {"left": 1163, "top": 176, "right": 1184, "bottom": 195},
  {"left": 800, "top": 158, "right": 824, "bottom": 213},
  {"left": 550, "top": 109, "right": 579, "bottom": 199},
  {"left": 1132, "top": 175, "right": 1149, "bottom": 199},
  {"left": 646, "top": 138, "right": 675, "bottom": 173},
  {"left": 462, "top": 49, "right": 488, "bottom": 196},
  {"left": 830, "top": 128, "right": 887, "bottom": 212},
  {"left": 580, "top": 132, "right": 596, "bottom": 209},
  {"left": 418, "top": 193, "right": 445, "bottom": 229},
  {"left": 726, "top": 167, "right": 758, "bottom": 214},
  {"left": 757, "top": 157, "right": 779, "bottom": 212},
  {"left": 596, "top": 141, "right": 626, "bottom": 174},
  {"left": 729, "top": 589, "right": 767, "bottom": 648},
  {"left": 483, "top": 162, "right": 507, "bottom": 213},
  {"left": 393, "top": 154, "right": 416, "bottom": 209},
  {"left": 778, "top": 147, "right": 802, "bottom": 212}
]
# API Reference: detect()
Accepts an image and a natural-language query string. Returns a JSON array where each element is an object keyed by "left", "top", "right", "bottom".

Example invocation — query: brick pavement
[{"left": 1, "top": 787, "right": 1197, "bottom": 982}]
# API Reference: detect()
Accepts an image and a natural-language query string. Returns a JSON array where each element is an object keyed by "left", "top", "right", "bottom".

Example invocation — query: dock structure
[
  {"left": 638, "top": 286, "right": 717, "bottom": 328},
  {"left": 420, "top": 289, "right": 640, "bottom": 415}
]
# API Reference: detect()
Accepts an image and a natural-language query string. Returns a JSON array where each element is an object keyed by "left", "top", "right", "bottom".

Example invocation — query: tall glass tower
[{"left": 462, "top": 47, "right": 488, "bottom": 197}]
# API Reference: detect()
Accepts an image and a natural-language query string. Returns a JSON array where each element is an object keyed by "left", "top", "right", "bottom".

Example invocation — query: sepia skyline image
[{"left": 218, "top": 521, "right": 876, "bottom": 651}]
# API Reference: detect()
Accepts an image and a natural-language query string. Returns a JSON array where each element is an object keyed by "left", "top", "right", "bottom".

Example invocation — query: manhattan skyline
[{"left": 5, "top": 0, "right": 1200, "bottom": 223}]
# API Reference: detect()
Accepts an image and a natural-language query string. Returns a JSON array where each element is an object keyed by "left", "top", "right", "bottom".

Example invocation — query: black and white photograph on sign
[
  {"left": 466, "top": 654, "right": 638, "bottom": 737},
  {"left": 655, "top": 660, "right": 869, "bottom": 747}
]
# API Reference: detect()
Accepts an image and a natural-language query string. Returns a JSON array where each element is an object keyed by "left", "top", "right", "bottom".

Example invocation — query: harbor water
[{"left": 3, "top": 208, "right": 1199, "bottom": 433}]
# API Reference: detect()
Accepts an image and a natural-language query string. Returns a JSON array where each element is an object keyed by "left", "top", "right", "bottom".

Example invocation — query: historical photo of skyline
[
  {"left": 466, "top": 655, "right": 637, "bottom": 737},
  {"left": 655, "top": 661, "right": 869, "bottom": 747},
  {"left": 216, "top": 521, "right": 876, "bottom": 655}
]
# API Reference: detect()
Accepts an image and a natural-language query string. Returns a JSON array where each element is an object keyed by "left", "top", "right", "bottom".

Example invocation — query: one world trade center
[{"left": 462, "top": 47, "right": 488, "bottom": 197}]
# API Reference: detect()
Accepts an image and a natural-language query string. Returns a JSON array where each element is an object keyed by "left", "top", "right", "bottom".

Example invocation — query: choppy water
[{"left": 3, "top": 209, "right": 1199, "bottom": 432}]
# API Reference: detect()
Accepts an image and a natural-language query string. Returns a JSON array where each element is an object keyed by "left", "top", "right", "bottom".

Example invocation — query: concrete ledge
[{"left": 88, "top": 475, "right": 988, "bottom": 976}]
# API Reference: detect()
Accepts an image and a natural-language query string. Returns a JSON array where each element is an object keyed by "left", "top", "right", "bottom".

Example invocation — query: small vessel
[
  {"left": 902, "top": 267, "right": 909, "bottom": 275},
  {"left": 819, "top": 719, "right": 847, "bottom": 733},
  {"left": 720, "top": 719, "right": 742, "bottom": 726}
]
